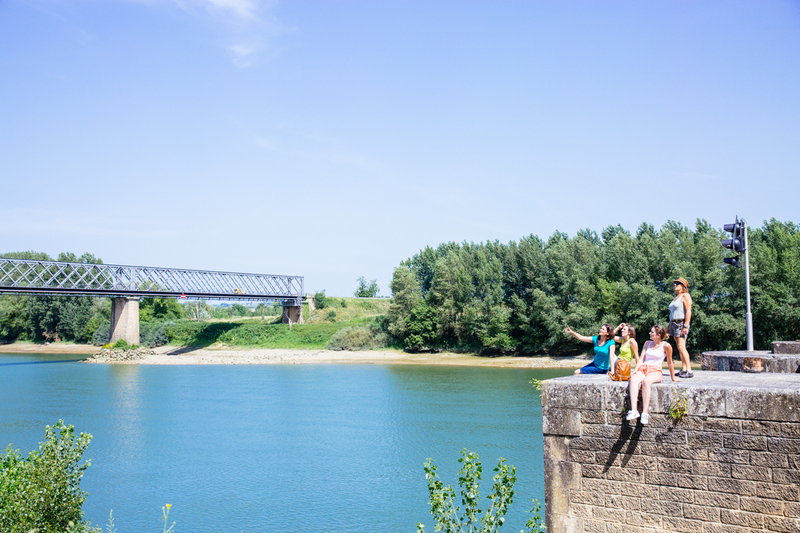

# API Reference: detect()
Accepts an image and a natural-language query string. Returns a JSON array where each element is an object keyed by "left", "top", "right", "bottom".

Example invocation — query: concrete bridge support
[
  {"left": 110, "top": 297, "right": 140, "bottom": 345},
  {"left": 282, "top": 305, "right": 304, "bottom": 325}
]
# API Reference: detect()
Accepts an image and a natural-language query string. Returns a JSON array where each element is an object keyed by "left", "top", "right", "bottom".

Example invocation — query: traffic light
[
  {"left": 720, "top": 215, "right": 754, "bottom": 350},
  {"left": 722, "top": 216, "right": 744, "bottom": 268}
]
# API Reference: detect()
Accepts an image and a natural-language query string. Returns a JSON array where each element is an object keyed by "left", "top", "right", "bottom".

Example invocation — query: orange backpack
[{"left": 608, "top": 358, "right": 631, "bottom": 381}]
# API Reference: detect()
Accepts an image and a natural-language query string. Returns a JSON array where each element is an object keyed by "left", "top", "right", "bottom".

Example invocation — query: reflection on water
[{"left": 0, "top": 353, "right": 572, "bottom": 532}]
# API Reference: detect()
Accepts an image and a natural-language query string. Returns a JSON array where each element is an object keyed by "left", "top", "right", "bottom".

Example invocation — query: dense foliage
[
  {"left": 388, "top": 219, "right": 800, "bottom": 353},
  {"left": 0, "top": 422, "right": 97, "bottom": 533}
]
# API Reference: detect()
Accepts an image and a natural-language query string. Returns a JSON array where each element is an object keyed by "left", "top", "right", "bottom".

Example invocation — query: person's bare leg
[
  {"left": 676, "top": 337, "right": 690, "bottom": 373},
  {"left": 641, "top": 373, "right": 662, "bottom": 414},
  {"left": 629, "top": 373, "right": 645, "bottom": 412}
]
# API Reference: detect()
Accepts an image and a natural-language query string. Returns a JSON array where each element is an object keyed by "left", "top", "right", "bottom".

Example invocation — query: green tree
[
  {"left": 387, "top": 267, "right": 422, "bottom": 340},
  {"left": 355, "top": 276, "right": 380, "bottom": 297},
  {"left": 0, "top": 295, "right": 28, "bottom": 342},
  {"left": 404, "top": 301, "right": 439, "bottom": 351},
  {"left": 139, "top": 298, "right": 183, "bottom": 321}
]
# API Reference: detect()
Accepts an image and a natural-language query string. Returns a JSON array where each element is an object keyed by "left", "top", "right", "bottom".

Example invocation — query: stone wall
[{"left": 541, "top": 373, "right": 800, "bottom": 533}]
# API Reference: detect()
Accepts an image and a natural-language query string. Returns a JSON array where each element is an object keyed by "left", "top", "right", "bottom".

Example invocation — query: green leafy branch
[{"left": 417, "top": 449, "right": 545, "bottom": 533}]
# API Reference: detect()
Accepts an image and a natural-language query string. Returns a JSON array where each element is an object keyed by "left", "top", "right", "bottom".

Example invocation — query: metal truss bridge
[{"left": 0, "top": 258, "right": 303, "bottom": 305}]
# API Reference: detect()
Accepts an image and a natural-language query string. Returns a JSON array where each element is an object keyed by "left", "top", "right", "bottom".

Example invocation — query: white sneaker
[
  {"left": 641, "top": 413, "right": 650, "bottom": 425},
  {"left": 626, "top": 410, "right": 640, "bottom": 421}
]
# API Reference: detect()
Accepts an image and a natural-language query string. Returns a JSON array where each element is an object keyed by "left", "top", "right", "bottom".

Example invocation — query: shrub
[
  {"left": 140, "top": 321, "right": 174, "bottom": 348},
  {"left": 315, "top": 292, "right": 328, "bottom": 309},
  {"left": 92, "top": 322, "right": 111, "bottom": 346},
  {"left": 326, "top": 309, "right": 337, "bottom": 321},
  {"left": 112, "top": 338, "right": 128, "bottom": 350},
  {"left": 0, "top": 421, "right": 98, "bottom": 533},
  {"left": 326, "top": 323, "right": 390, "bottom": 351}
]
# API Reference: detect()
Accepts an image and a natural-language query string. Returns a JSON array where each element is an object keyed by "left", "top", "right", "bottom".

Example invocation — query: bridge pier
[
  {"left": 281, "top": 305, "right": 304, "bottom": 325},
  {"left": 110, "top": 297, "right": 140, "bottom": 345}
]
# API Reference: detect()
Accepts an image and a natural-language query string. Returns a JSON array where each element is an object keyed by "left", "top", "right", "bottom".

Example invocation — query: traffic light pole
[{"left": 743, "top": 220, "right": 754, "bottom": 351}]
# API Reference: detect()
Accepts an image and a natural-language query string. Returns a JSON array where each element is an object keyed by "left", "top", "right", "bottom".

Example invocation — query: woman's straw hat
[{"left": 673, "top": 277, "right": 689, "bottom": 289}]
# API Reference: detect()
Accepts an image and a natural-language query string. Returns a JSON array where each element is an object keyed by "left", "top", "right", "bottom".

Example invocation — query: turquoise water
[{"left": 0, "top": 353, "right": 572, "bottom": 532}]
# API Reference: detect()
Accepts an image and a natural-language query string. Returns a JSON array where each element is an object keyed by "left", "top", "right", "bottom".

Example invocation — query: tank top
[
  {"left": 643, "top": 341, "right": 667, "bottom": 367},
  {"left": 618, "top": 340, "right": 634, "bottom": 362},
  {"left": 669, "top": 296, "right": 685, "bottom": 321}
]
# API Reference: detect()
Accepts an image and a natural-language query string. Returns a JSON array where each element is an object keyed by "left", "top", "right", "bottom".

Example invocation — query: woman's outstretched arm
[{"left": 564, "top": 326, "right": 592, "bottom": 343}]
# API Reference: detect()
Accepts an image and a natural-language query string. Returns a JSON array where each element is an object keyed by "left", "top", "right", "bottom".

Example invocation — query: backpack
[{"left": 608, "top": 358, "right": 631, "bottom": 381}]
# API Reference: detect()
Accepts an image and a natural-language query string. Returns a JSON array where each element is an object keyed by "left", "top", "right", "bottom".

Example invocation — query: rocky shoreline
[{"left": 86, "top": 346, "right": 157, "bottom": 363}]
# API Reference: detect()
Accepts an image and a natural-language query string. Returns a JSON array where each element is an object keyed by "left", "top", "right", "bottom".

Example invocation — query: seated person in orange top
[
  {"left": 626, "top": 324, "right": 681, "bottom": 425},
  {"left": 565, "top": 323, "right": 616, "bottom": 375}
]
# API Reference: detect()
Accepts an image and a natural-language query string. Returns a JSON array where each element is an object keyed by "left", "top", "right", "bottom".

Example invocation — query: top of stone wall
[
  {"left": 702, "top": 350, "right": 800, "bottom": 373},
  {"left": 773, "top": 341, "right": 800, "bottom": 355},
  {"left": 540, "top": 372, "right": 800, "bottom": 424}
]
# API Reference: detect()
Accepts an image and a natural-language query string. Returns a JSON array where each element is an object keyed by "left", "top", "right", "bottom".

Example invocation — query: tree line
[{"left": 386, "top": 218, "right": 800, "bottom": 354}]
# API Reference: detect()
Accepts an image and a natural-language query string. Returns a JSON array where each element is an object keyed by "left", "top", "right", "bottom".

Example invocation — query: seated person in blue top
[{"left": 565, "top": 323, "right": 616, "bottom": 375}]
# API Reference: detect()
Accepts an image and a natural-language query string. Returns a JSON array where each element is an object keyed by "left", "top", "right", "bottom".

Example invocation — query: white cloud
[
  {"left": 171, "top": 0, "right": 289, "bottom": 67},
  {"left": 205, "top": 0, "right": 259, "bottom": 20}
]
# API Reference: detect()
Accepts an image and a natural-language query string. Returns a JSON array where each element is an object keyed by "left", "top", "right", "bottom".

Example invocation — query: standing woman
[
  {"left": 565, "top": 324, "right": 616, "bottom": 375},
  {"left": 669, "top": 277, "right": 693, "bottom": 378},
  {"left": 626, "top": 324, "right": 681, "bottom": 425}
]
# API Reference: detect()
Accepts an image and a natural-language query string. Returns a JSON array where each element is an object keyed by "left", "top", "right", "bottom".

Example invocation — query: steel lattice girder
[{"left": 0, "top": 258, "right": 303, "bottom": 304}]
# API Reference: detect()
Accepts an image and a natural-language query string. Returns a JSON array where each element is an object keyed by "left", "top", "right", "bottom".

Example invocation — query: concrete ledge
[
  {"left": 773, "top": 341, "right": 800, "bottom": 355},
  {"left": 540, "top": 373, "right": 800, "bottom": 533},
  {"left": 703, "top": 350, "right": 800, "bottom": 373}
]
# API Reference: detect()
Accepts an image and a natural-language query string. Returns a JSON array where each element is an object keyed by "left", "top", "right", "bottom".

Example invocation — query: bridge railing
[{"left": 0, "top": 258, "right": 303, "bottom": 304}]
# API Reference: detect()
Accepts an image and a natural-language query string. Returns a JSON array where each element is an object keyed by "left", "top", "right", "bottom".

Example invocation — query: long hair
[
  {"left": 601, "top": 323, "right": 613, "bottom": 340},
  {"left": 652, "top": 324, "right": 669, "bottom": 341},
  {"left": 624, "top": 325, "right": 636, "bottom": 340}
]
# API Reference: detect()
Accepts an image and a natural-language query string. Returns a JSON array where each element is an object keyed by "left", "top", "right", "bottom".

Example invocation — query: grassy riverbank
[{"left": 166, "top": 297, "right": 392, "bottom": 350}]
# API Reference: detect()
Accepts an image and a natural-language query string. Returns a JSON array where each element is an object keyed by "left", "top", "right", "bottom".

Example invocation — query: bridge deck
[{"left": 0, "top": 258, "right": 303, "bottom": 304}]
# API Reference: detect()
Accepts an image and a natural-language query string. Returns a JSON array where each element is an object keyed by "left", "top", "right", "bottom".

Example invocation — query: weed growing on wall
[{"left": 669, "top": 390, "right": 688, "bottom": 422}]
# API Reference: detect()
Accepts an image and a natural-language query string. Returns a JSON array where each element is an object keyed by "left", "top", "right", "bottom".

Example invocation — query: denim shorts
[
  {"left": 668, "top": 320, "right": 687, "bottom": 338},
  {"left": 579, "top": 362, "right": 608, "bottom": 374}
]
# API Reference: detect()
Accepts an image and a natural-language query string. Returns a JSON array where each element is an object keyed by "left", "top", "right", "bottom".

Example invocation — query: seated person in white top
[{"left": 626, "top": 324, "right": 681, "bottom": 425}]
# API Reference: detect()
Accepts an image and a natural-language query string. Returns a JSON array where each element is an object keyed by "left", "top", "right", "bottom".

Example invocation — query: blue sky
[{"left": 2, "top": 1, "right": 799, "bottom": 297}]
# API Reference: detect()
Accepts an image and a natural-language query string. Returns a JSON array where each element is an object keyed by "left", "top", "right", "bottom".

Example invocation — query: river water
[{"left": 0, "top": 352, "right": 572, "bottom": 532}]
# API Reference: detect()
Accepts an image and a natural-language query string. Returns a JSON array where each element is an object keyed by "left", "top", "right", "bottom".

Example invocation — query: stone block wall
[{"left": 541, "top": 373, "right": 800, "bottom": 533}]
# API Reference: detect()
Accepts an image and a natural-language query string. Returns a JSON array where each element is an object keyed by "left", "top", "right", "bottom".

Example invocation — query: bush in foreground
[
  {"left": 0, "top": 421, "right": 97, "bottom": 533},
  {"left": 417, "top": 449, "right": 545, "bottom": 533}
]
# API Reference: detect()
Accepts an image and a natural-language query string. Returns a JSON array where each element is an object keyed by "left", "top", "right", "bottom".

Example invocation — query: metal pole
[{"left": 743, "top": 220, "right": 754, "bottom": 351}]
